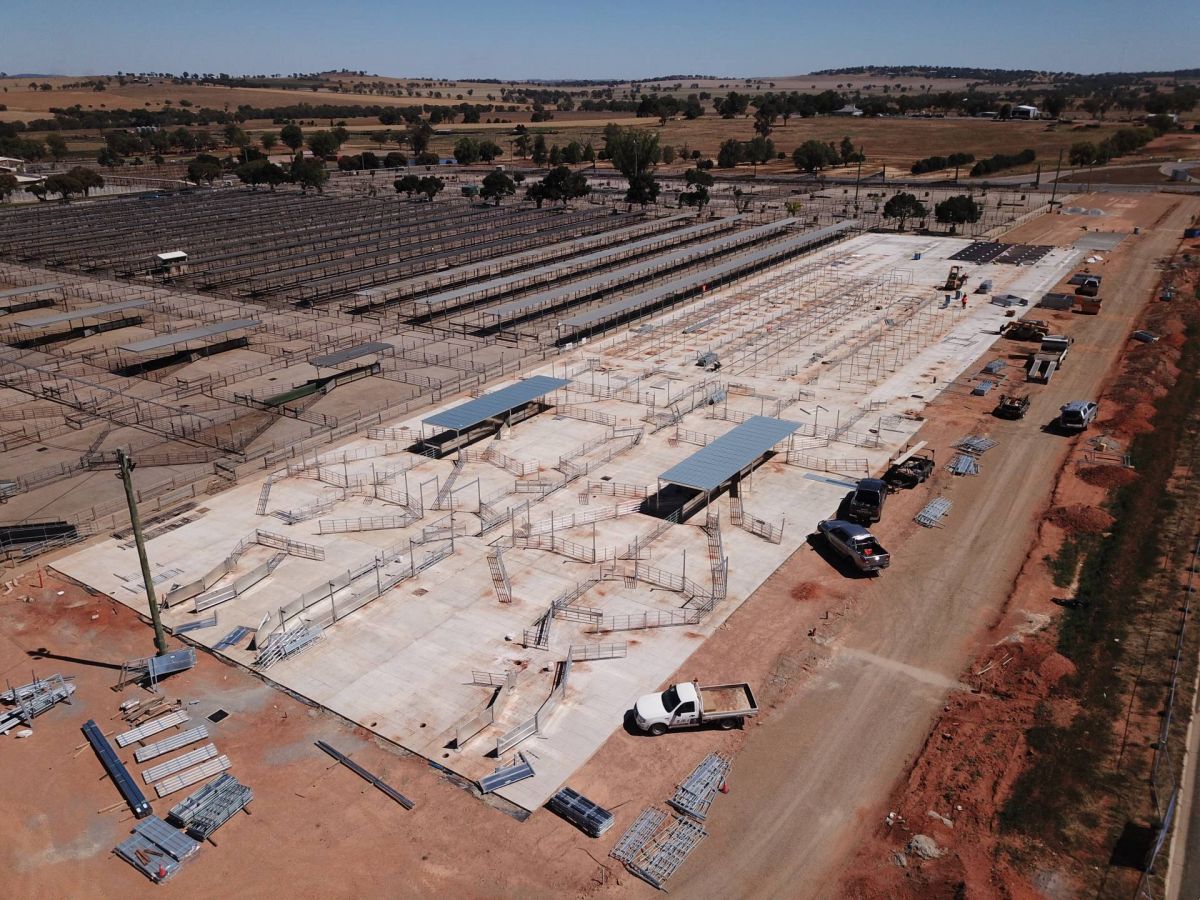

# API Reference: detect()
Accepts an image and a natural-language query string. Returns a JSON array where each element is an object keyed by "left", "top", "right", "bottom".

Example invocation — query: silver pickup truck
[{"left": 817, "top": 519, "right": 891, "bottom": 573}]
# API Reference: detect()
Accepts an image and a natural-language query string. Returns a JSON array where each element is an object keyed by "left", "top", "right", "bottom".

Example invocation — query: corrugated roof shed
[
  {"left": 659, "top": 416, "right": 799, "bottom": 492},
  {"left": 423, "top": 375, "right": 569, "bottom": 432}
]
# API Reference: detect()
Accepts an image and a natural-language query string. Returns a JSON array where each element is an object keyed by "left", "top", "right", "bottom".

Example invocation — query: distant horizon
[
  {"left": 6, "top": 0, "right": 1198, "bottom": 83},
  {"left": 6, "top": 64, "right": 1200, "bottom": 84}
]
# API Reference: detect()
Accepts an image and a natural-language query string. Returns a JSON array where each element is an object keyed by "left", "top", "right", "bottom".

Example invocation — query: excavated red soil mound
[
  {"left": 1077, "top": 466, "right": 1139, "bottom": 489},
  {"left": 1048, "top": 504, "right": 1115, "bottom": 535},
  {"left": 1038, "top": 651, "right": 1078, "bottom": 684}
]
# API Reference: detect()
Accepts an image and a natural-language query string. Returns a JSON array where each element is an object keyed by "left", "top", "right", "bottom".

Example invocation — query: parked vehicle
[
  {"left": 883, "top": 452, "right": 935, "bottom": 490},
  {"left": 817, "top": 519, "right": 891, "bottom": 573},
  {"left": 1059, "top": 400, "right": 1099, "bottom": 432},
  {"left": 633, "top": 682, "right": 759, "bottom": 735},
  {"left": 1075, "top": 277, "right": 1101, "bottom": 297},
  {"left": 1027, "top": 335, "right": 1073, "bottom": 383},
  {"left": 845, "top": 477, "right": 888, "bottom": 524},
  {"left": 994, "top": 393, "right": 1031, "bottom": 420}
]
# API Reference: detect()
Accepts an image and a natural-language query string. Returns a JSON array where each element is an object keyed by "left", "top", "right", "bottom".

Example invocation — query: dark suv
[{"left": 846, "top": 478, "right": 888, "bottom": 525}]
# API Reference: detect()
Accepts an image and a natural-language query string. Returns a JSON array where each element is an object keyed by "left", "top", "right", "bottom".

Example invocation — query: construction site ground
[{"left": 1, "top": 191, "right": 1196, "bottom": 898}]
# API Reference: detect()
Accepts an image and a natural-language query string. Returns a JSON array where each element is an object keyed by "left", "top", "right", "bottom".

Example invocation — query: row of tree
[
  {"left": 910, "top": 152, "right": 975, "bottom": 175},
  {"left": 882, "top": 192, "right": 983, "bottom": 232},
  {"left": 1067, "top": 126, "right": 1158, "bottom": 167},
  {"left": 3, "top": 166, "right": 105, "bottom": 202}
]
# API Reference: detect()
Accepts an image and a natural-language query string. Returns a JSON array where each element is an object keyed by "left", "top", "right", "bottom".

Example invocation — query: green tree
[
  {"left": 417, "top": 175, "right": 444, "bottom": 201},
  {"left": 186, "top": 154, "right": 222, "bottom": 185},
  {"left": 395, "top": 173, "right": 421, "bottom": 198},
  {"left": 679, "top": 167, "right": 714, "bottom": 214},
  {"left": 716, "top": 91, "right": 750, "bottom": 118},
  {"left": 481, "top": 170, "right": 516, "bottom": 206},
  {"left": 526, "top": 182, "right": 551, "bottom": 208},
  {"left": 291, "top": 157, "right": 329, "bottom": 193},
  {"left": 66, "top": 166, "right": 103, "bottom": 196},
  {"left": 45, "top": 133, "right": 68, "bottom": 161},
  {"left": 0, "top": 172, "right": 20, "bottom": 202},
  {"left": 624, "top": 172, "right": 660, "bottom": 209},
  {"left": 548, "top": 144, "right": 564, "bottom": 166},
  {"left": 605, "top": 126, "right": 660, "bottom": 178},
  {"left": 1069, "top": 142, "right": 1099, "bottom": 167},
  {"left": 454, "top": 137, "right": 481, "bottom": 165},
  {"left": 661, "top": 145, "right": 676, "bottom": 165},
  {"left": 407, "top": 121, "right": 433, "bottom": 154},
  {"left": 260, "top": 133, "right": 278, "bottom": 154},
  {"left": 745, "top": 136, "right": 774, "bottom": 167},
  {"left": 792, "top": 140, "right": 838, "bottom": 174},
  {"left": 235, "top": 158, "right": 286, "bottom": 190},
  {"left": 514, "top": 133, "right": 531, "bottom": 159},
  {"left": 531, "top": 135, "right": 548, "bottom": 165},
  {"left": 838, "top": 136, "right": 857, "bottom": 165},
  {"left": 41, "top": 172, "right": 84, "bottom": 200},
  {"left": 563, "top": 141, "right": 583, "bottom": 164},
  {"left": 224, "top": 124, "right": 251, "bottom": 160},
  {"left": 537, "top": 166, "right": 590, "bottom": 207},
  {"left": 96, "top": 147, "right": 124, "bottom": 169},
  {"left": 717, "top": 138, "right": 744, "bottom": 169},
  {"left": 882, "top": 192, "right": 927, "bottom": 231},
  {"left": 280, "top": 124, "right": 304, "bottom": 154},
  {"left": 306, "top": 130, "right": 340, "bottom": 159},
  {"left": 934, "top": 194, "right": 982, "bottom": 233},
  {"left": 478, "top": 141, "right": 502, "bottom": 162}
]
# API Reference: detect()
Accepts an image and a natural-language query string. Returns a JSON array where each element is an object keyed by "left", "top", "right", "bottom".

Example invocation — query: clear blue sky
[{"left": 6, "top": 0, "right": 1198, "bottom": 79}]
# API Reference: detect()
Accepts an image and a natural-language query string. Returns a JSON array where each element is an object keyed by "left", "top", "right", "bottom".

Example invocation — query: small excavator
[{"left": 999, "top": 319, "right": 1050, "bottom": 342}]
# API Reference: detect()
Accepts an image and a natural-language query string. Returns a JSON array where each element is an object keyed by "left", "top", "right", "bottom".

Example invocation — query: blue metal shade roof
[
  {"left": 120, "top": 318, "right": 261, "bottom": 353},
  {"left": 423, "top": 375, "right": 568, "bottom": 431},
  {"left": 659, "top": 416, "right": 799, "bottom": 492},
  {"left": 310, "top": 341, "right": 392, "bottom": 368}
]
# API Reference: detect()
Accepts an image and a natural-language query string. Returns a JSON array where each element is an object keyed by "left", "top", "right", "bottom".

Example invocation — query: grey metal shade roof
[
  {"left": 420, "top": 217, "right": 737, "bottom": 312},
  {"left": 484, "top": 216, "right": 783, "bottom": 323},
  {"left": 0, "top": 283, "right": 61, "bottom": 300},
  {"left": 659, "top": 416, "right": 799, "bottom": 492},
  {"left": 310, "top": 341, "right": 392, "bottom": 367},
  {"left": 119, "top": 318, "right": 261, "bottom": 353},
  {"left": 18, "top": 299, "right": 145, "bottom": 328},
  {"left": 424, "top": 375, "right": 569, "bottom": 431},
  {"left": 560, "top": 221, "right": 856, "bottom": 330}
]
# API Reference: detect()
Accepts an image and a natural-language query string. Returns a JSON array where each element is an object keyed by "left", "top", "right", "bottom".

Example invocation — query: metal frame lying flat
[{"left": 315, "top": 740, "right": 414, "bottom": 809}]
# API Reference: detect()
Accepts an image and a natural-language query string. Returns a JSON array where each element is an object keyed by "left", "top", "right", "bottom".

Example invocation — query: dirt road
[{"left": 673, "top": 195, "right": 1200, "bottom": 899}]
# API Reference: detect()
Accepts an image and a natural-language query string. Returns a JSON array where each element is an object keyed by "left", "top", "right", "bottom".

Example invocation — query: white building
[{"left": 1011, "top": 105, "right": 1040, "bottom": 120}]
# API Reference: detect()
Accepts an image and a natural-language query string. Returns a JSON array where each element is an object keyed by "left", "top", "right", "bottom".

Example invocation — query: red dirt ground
[{"left": 835, "top": 211, "right": 1198, "bottom": 900}]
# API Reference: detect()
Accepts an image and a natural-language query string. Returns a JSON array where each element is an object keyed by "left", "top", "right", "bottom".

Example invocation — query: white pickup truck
[{"left": 633, "top": 681, "right": 758, "bottom": 735}]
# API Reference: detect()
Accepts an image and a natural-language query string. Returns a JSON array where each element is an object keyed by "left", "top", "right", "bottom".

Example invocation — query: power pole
[
  {"left": 1048, "top": 148, "right": 1064, "bottom": 209},
  {"left": 117, "top": 449, "right": 168, "bottom": 656}
]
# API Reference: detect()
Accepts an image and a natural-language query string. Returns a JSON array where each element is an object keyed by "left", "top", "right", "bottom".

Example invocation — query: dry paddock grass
[{"left": 407, "top": 116, "right": 1131, "bottom": 174}]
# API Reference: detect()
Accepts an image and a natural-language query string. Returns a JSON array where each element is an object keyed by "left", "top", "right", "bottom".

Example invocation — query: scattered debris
[
  {"left": 906, "top": 834, "right": 945, "bottom": 860},
  {"left": 0, "top": 673, "right": 75, "bottom": 735}
]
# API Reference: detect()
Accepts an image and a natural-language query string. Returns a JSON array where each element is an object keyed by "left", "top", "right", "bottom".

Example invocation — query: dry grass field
[{"left": 393, "top": 116, "right": 1133, "bottom": 175}]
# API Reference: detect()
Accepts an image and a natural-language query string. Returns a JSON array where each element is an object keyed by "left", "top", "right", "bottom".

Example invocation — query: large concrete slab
[{"left": 54, "top": 232, "right": 1080, "bottom": 813}]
